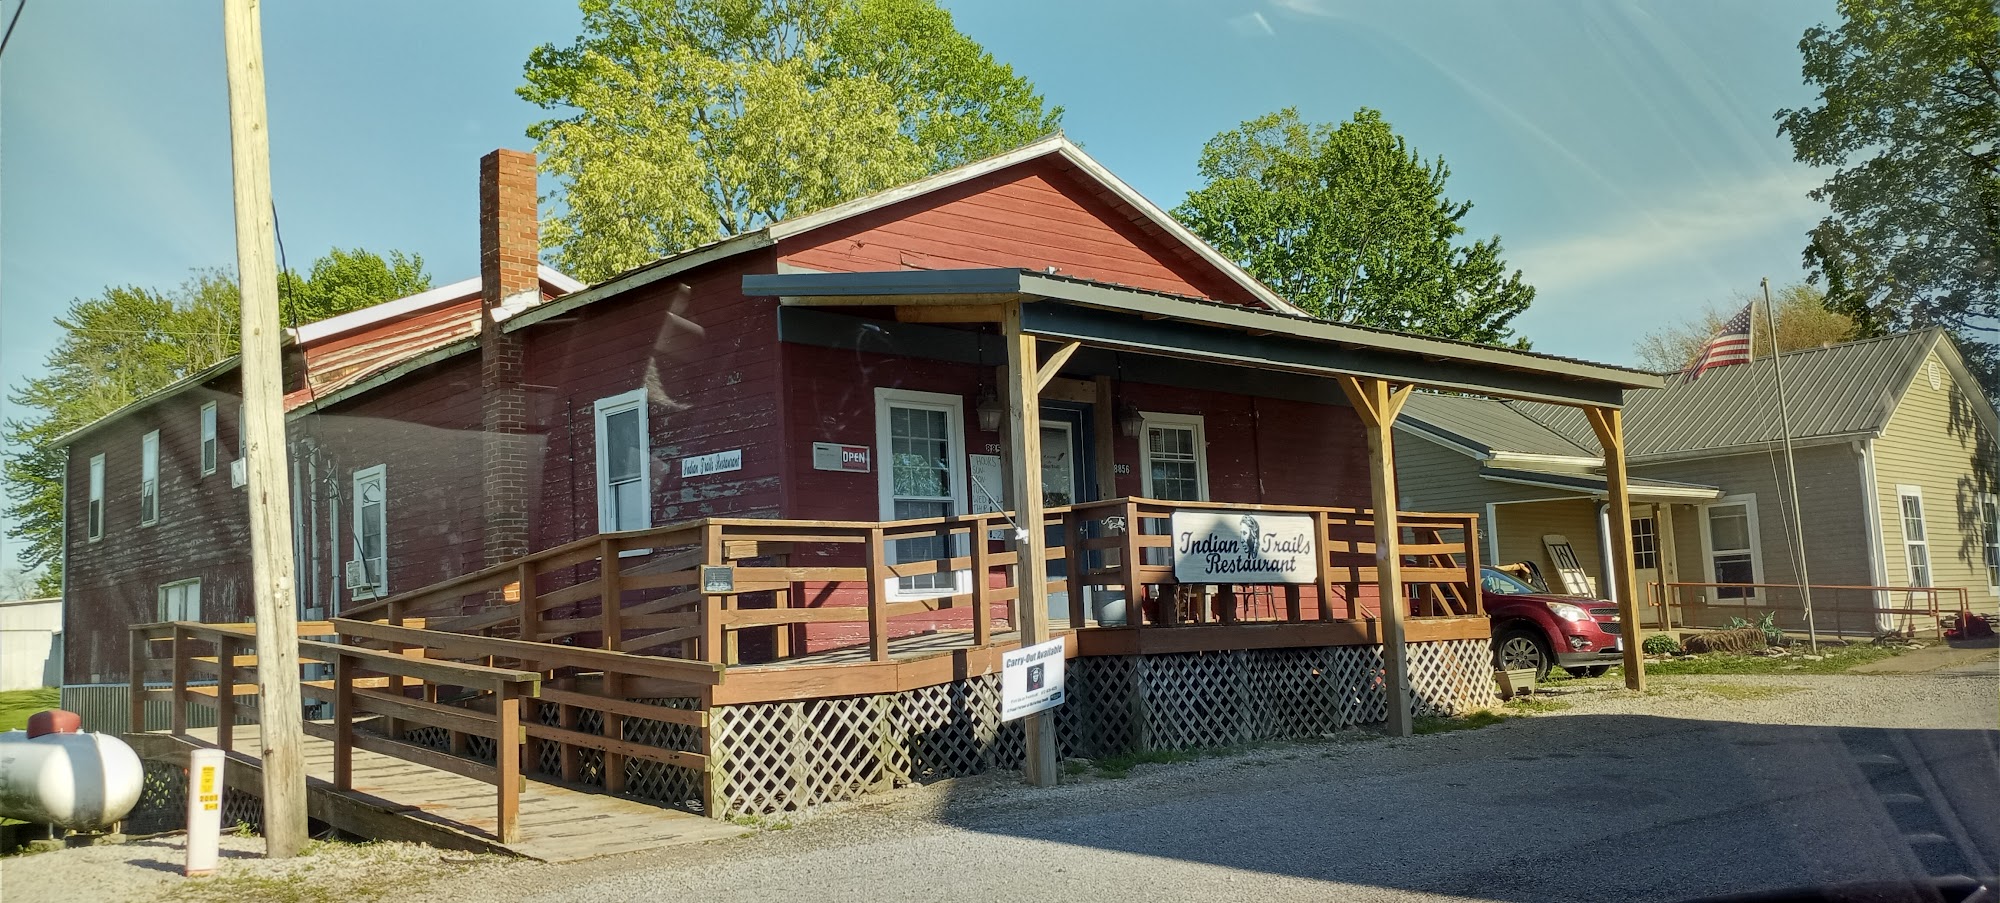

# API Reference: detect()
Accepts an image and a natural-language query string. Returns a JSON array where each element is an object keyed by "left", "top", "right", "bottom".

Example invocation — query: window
[
  {"left": 1631, "top": 516, "right": 1659, "bottom": 570},
  {"left": 352, "top": 465, "right": 387, "bottom": 593},
  {"left": 1700, "top": 495, "right": 1761, "bottom": 600},
  {"left": 594, "top": 389, "right": 650, "bottom": 533},
  {"left": 1140, "top": 412, "right": 1208, "bottom": 501},
  {"left": 139, "top": 430, "right": 160, "bottom": 526},
  {"left": 199, "top": 402, "right": 218, "bottom": 476},
  {"left": 1981, "top": 494, "right": 1999, "bottom": 593},
  {"left": 87, "top": 453, "right": 105, "bottom": 541},
  {"left": 875, "top": 388, "right": 969, "bottom": 598},
  {"left": 1897, "top": 485, "right": 1930, "bottom": 587},
  {"left": 158, "top": 578, "right": 201, "bottom": 622}
]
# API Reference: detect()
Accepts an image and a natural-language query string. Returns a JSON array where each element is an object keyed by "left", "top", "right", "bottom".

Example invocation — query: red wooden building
[{"left": 76, "top": 139, "right": 1661, "bottom": 831}]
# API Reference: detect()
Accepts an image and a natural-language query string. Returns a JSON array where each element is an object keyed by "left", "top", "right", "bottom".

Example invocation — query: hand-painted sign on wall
[
  {"left": 1169, "top": 510, "right": 1318, "bottom": 584},
  {"left": 681, "top": 448, "right": 743, "bottom": 478}
]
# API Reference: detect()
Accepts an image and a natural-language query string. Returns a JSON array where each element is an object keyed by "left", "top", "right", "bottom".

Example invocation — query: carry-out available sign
[{"left": 1000, "top": 638, "right": 1067, "bottom": 721}]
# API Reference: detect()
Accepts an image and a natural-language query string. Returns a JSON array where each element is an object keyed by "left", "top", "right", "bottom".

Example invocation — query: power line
[{"left": 0, "top": 0, "right": 27, "bottom": 61}]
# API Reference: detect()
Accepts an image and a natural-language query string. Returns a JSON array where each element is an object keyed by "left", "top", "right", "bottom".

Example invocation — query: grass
[
  {"left": 1615, "top": 642, "right": 1904, "bottom": 677},
  {"left": 1091, "top": 748, "right": 1201, "bottom": 779},
  {"left": 1501, "top": 695, "right": 1573, "bottom": 714},
  {"left": 0, "top": 687, "right": 59, "bottom": 732},
  {"left": 1412, "top": 709, "right": 1513, "bottom": 734}
]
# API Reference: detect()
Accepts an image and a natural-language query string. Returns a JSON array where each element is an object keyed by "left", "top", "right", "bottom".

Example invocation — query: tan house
[{"left": 1396, "top": 329, "right": 1998, "bottom": 635}]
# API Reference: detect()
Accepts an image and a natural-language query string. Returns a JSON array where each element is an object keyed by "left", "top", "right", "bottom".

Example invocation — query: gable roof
[
  {"left": 505, "top": 134, "right": 1303, "bottom": 333},
  {"left": 1397, "top": 392, "right": 1595, "bottom": 458},
  {"left": 1511, "top": 329, "right": 1979, "bottom": 460}
]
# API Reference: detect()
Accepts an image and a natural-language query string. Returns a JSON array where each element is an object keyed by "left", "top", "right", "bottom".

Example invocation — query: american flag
[{"left": 1686, "top": 303, "right": 1755, "bottom": 382}]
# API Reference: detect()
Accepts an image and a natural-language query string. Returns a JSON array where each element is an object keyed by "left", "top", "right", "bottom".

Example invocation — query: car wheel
[
  {"left": 1565, "top": 665, "right": 1612, "bottom": 678},
  {"left": 1493, "top": 627, "right": 1552, "bottom": 681}
]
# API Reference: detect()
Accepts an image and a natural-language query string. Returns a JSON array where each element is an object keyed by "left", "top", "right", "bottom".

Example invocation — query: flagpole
[{"left": 1762, "top": 278, "right": 1818, "bottom": 652}]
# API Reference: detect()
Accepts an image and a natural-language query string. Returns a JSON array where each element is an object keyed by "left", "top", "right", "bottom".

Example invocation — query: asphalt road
[{"left": 421, "top": 659, "right": 1998, "bottom": 903}]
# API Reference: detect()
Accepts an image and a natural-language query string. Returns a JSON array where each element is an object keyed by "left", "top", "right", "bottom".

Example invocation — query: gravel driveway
[{"left": 9, "top": 656, "right": 1995, "bottom": 903}]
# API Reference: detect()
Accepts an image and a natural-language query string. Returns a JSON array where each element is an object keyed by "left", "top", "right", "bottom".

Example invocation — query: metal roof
[
  {"left": 1510, "top": 330, "right": 1952, "bottom": 459},
  {"left": 1479, "top": 465, "right": 1721, "bottom": 500},
  {"left": 1398, "top": 392, "right": 1594, "bottom": 457}
]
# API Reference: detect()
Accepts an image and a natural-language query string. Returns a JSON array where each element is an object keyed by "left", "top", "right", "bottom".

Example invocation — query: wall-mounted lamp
[
  {"left": 1117, "top": 401, "right": 1144, "bottom": 439},
  {"left": 976, "top": 387, "right": 1004, "bottom": 433}
]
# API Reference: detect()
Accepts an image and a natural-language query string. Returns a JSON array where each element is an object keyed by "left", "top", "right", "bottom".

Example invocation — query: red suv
[{"left": 1480, "top": 567, "right": 1624, "bottom": 679}]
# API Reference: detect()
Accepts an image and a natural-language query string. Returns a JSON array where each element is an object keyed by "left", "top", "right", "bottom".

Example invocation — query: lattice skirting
[
  {"left": 711, "top": 638, "right": 1498, "bottom": 817},
  {"left": 125, "top": 760, "right": 265, "bottom": 836}
]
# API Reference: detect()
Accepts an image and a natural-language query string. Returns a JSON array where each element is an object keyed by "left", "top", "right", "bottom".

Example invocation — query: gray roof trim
[
  {"left": 55, "top": 355, "right": 243, "bottom": 449},
  {"left": 1479, "top": 466, "right": 1723, "bottom": 500},
  {"left": 1392, "top": 420, "right": 1490, "bottom": 460},
  {"left": 743, "top": 268, "right": 1659, "bottom": 406}
]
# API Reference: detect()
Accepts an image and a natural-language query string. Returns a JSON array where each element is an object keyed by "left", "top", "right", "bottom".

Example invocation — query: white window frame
[
  {"left": 199, "top": 401, "right": 218, "bottom": 476},
  {"left": 1981, "top": 492, "right": 2000, "bottom": 596},
  {"left": 87, "top": 453, "right": 105, "bottom": 542},
  {"left": 1896, "top": 485, "right": 1930, "bottom": 588},
  {"left": 593, "top": 388, "right": 651, "bottom": 534},
  {"left": 139, "top": 430, "right": 160, "bottom": 527},
  {"left": 1697, "top": 493, "right": 1764, "bottom": 599},
  {"left": 874, "top": 388, "right": 971, "bottom": 601},
  {"left": 352, "top": 465, "right": 388, "bottom": 595},
  {"left": 1138, "top": 412, "right": 1210, "bottom": 501},
  {"left": 1630, "top": 515, "right": 1659, "bottom": 571},
  {"left": 158, "top": 578, "right": 201, "bottom": 623}
]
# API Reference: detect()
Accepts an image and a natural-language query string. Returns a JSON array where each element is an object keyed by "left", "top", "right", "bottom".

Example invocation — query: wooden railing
[
  {"left": 1647, "top": 581, "right": 1968, "bottom": 636},
  {"left": 339, "top": 498, "right": 1481, "bottom": 672},
  {"left": 129, "top": 620, "right": 544, "bottom": 841}
]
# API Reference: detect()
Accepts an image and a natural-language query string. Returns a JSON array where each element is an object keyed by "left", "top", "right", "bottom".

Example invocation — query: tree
[
  {"left": 1776, "top": 0, "right": 1999, "bottom": 387},
  {"left": 2, "top": 250, "right": 431, "bottom": 593},
  {"left": 1634, "top": 283, "right": 1859, "bottom": 372},
  {"left": 521, "top": 0, "right": 1064, "bottom": 282},
  {"left": 1174, "top": 108, "right": 1535, "bottom": 345}
]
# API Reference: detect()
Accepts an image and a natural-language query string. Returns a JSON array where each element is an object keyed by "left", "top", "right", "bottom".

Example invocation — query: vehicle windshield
[{"left": 1480, "top": 568, "right": 1538, "bottom": 596}]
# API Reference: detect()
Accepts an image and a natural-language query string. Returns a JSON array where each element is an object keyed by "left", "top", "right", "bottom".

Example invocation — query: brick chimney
[{"left": 479, "top": 149, "right": 536, "bottom": 566}]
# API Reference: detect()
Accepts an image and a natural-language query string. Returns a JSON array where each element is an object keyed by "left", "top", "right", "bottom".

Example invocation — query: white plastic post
[{"left": 185, "top": 748, "right": 225, "bottom": 876}]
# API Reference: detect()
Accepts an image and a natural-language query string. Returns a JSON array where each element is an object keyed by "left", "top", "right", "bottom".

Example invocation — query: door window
[{"left": 1630, "top": 516, "right": 1658, "bottom": 570}]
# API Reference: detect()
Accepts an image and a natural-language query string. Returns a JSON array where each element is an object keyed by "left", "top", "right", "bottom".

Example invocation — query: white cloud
[
  {"left": 1510, "top": 168, "right": 1825, "bottom": 294},
  {"left": 1227, "top": 11, "right": 1275, "bottom": 37}
]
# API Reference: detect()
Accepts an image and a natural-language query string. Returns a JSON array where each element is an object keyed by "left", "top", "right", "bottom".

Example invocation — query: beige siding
[
  {"left": 1636, "top": 443, "right": 1875, "bottom": 590},
  {"left": 1393, "top": 428, "right": 1581, "bottom": 565},
  {"left": 1492, "top": 499, "right": 1605, "bottom": 593},
  {"left": 1874, "top": 347, "right": 1999, "bottom": 613}
]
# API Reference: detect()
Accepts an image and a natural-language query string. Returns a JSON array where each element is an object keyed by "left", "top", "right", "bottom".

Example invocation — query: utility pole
[{"left": 222, "top": 0, "right": 309, "bottom": 857}]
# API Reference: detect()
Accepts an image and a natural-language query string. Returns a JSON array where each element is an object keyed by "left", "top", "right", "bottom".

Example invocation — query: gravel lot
[{"left": 7, "top": 650, "right": 1994, "bottom": 903}]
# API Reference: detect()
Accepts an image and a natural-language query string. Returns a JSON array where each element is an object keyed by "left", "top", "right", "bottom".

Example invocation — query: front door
[{"left": 1040, "top": 405, "right": 1092, "bottom": 624}]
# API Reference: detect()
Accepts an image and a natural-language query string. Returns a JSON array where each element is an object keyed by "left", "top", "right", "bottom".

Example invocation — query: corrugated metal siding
[
  {"left": 1637, "top": 444, "right": 1875, "bottom": 589},
  {"left": 59, "top": 684, "right": 256, "bottom": 735},
  {"left": 1513, "top": 331, "right": 1937, "bottom": 458},
  {"left": 1874, "top": 348, "right": 2000, "bottom": 613},
  {"left": 1399, "top": 393, "right": 1593, "bottom": 457}
]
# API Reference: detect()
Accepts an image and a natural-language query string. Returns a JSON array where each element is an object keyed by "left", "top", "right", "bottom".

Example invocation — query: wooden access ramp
[{"left": 126, "top": 723, "right": 742, "bottom": 862}]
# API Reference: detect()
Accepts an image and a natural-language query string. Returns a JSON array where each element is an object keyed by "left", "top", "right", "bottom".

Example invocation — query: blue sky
[{"left": 0, "top": 0, "right": 1832, "bottom": 567}]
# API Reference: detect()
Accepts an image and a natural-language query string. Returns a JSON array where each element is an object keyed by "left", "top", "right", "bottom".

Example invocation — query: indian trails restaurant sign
[{"left": 1169, "top": 510, "right": 1318, "bottom": 584}]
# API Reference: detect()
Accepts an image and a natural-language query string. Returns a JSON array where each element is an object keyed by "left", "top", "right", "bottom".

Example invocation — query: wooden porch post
[
  {"left": 1655, "top": 503, "right": 1680, "bottom": 630},
  {"left": 1335, "top": 376, "right": 1414, "bottom": 738},
  {"left": 1586, "top": 407, "right": 1647, "bottom": 692},
  {"left": 1003, "top": 302, "right": 1058, "bottom": 788}
]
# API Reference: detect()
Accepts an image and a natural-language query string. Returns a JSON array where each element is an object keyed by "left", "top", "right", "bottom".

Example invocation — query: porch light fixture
[
  {"left": 976, "top": 386, "right": 1004, "bottom": 433},
  {"left": 1117, "top": 401, "right": 1143, "bottom": 439}
]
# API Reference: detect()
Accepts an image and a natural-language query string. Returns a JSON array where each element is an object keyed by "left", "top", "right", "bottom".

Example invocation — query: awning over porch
[{"left": 1480, "top": 465, "right": 1721, "bottom": 502}]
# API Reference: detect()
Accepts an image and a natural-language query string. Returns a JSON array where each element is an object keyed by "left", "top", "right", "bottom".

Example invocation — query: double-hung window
[
  {"left": 139, "top": 430, "right": 160, "bottom": 526},
  {"left": 1981, "top": 493, "right": 1999, "bottom": 594},
  {"left": 158, "top": 578, "right": 201, "bottom": 622},
  {"left": 1701, "top": 495, "right": 1760, "bottom": 600},
  {"left": 594, "top": 389, "right": 650, "bottom": 533},
  {"left": 199, "top": 402, "right": 218, "bottom": 476},
  {"left": 352, "top": 465, "right": 388, "bottom": 594},
  {"left": 1897, "top": 486, "right": 1930, "bottom": 588},
  {"left": 87, "top": 454, "right": 105, "bottom": 541},
  {"left": 1139, "top": 412, "right": 1208, "bottom": 501},
  {"left": 875, "top": 389, "right": 969, "bottom": 599}
]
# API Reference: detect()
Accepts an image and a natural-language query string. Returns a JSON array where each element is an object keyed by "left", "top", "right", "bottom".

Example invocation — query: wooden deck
[{"left": 126, "top": 722, "right": 740, "bottom": 863}]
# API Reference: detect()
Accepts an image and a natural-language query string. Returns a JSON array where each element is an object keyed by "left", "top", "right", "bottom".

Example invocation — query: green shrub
[{"left": 1641, "top": 634, "right": 1681, "bottom": 655}]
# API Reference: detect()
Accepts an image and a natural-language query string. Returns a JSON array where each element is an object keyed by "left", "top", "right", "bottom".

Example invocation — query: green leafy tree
[
  {"left": 1634, "top": 283, "right": 1859, "bottom": 372},
  {"left": 1776, "top": 0, "right": 1999, "bottom": 386},
  {"left": 1175, "top": 108, "right": 1535, "bottom": 345},
  {"left": 521, "top": 0, "right": 1064, "bottom": 281},
  {"left": 2, "top": 250, "right": 430, "bottom": 594}
]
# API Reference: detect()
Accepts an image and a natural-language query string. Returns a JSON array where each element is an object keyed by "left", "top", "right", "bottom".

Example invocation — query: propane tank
[{"left": 0, "top": 710, "right": 144, "bottom": 831}]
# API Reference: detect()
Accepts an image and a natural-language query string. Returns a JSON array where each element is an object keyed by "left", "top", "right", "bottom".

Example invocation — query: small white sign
[
  {"left": 1000, "top": 638, "right": 1067, "bottom": 721},
  {"left": 1170, "top": 510, "right": 1318, "bottom": 584},
  {"left": 680, "top": 448, "right": 743, "bottom": 478},
  {"left": 184, "top": 747, "right": 225, "bottom": 876}
]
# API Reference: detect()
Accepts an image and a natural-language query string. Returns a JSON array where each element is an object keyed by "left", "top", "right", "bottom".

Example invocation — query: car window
[{"left": 1481, "top": 569, "right": 1536, "bottom": 595}]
